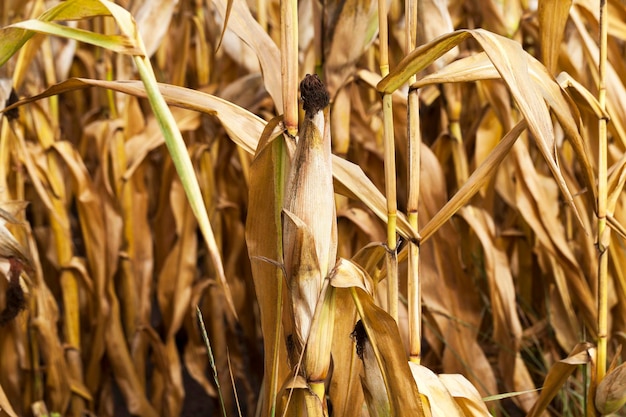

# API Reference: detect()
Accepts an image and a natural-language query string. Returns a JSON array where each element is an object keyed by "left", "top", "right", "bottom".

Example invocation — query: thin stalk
[
  {"left": 378, "top": 0, "right": 399, "bottom": 322},
  {"left": 596, "top": 0, "right": 609, "bottom": 383},
  {"left": 196, "top": 306, "right": 228, "bottom": 417},
  {"left": 280, "top": 0, "right": 298, "bottom": 137},
  {"left": 405, "top": 0, "right": 421, "bottom": 362}
]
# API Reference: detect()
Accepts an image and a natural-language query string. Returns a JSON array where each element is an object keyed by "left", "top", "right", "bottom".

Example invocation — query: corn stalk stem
[
  {"left": 281, "top": 0, "right": 298, "bottom": 137},
  {"left": 407, "top": 89, "right": 421, "bottom": 360},
  {"left": 378, "top": 0, "right": 398, "bottom": 321},
  {"left": 596, "top": 0, "right": 609, "bottom": 383},
  {"left": 405, "top": 0, "right": 420, "bottom": 361}
]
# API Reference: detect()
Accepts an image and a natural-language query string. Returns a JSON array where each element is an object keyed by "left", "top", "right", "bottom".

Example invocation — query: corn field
[{"left": 0, "top": 0, "right": 626, "bottom": 416}]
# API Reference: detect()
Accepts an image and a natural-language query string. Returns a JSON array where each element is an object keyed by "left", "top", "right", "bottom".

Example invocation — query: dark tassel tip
[{"left": 300, "top": 74, "right": 330, "bottom": 115}]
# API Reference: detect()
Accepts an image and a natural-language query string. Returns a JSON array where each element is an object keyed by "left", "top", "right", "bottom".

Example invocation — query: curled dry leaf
[{"left": 595, "top": 362, "right": 626, "bottom": 415}]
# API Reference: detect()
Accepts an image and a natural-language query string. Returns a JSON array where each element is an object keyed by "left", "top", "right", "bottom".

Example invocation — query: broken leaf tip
[{"left": 300, "top": 74, "right": 330, "bottom": 116}]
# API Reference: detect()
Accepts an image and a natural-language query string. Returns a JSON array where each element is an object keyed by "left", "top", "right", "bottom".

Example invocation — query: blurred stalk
[
  {"left": 596, "top": 0, "right": 609, "bottom": 383},
  {"left": 112, "top": 125, "right": 148, "bottom": 390},
  {"left": 378, "top": 0, "right": 399, "bottom": 322},
  {"left": 442, "top": 82, "right": 468, "bottom": 188},
  {"left": 281, "top": 0, "right": 298, "bottom": 136},
  {"left": 257, "top": 0, "right": 267, "bottom": 31},
  {"left": 406, "top": 0, "right": 421, "bottom": 363},
  {"left": 312, "top": 0, "right": 323, "bottom": 74},
  {"left": 41, "top": 36, "right": 85, "bottom": 415}
]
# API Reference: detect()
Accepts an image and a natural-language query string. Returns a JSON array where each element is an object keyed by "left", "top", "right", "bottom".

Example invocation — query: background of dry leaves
[{"left": 0, "top": 0, "right": 625, "bottom": 416}]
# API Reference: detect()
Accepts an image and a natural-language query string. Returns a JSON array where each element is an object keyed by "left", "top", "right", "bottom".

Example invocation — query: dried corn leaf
[
  {"left": 538, "top": 0, "right": 572, "bottom": 74},
  {"left": 131, "top": 0, "right": 178, "bottom": 57},
  {"left": 212, "top": 0, "right": 282, "bottom": 110},
  {"left": 0, "top": 381, "right": 18, "bottom": 417},
  {"left": 527, "top": 343, "right": 594, "bottom": 417},
  {"left": 2, "top": 78, "right": 418, "bottom": 243},
  {"left": 380, "top": 29, "right": 583, "bottom": 225},
  {"left": 458, "top": 206, "right": 537, "bottom": 411},
  {"left": 510, "top": 140, "right": 596, "bottom": 337},
  {"left": 0, "top": 202, "right": 31, "bottom": 270},
  {"left": 246, "top": 124, "right": 290, "bottom": 417},
  {"left": 408, "top": 363, "right": 464, "bottom": 417},
  {"left": 323, "top": 0, "right": 378, "bottom": 95},
  {"left": 421, "top": 120, "right": 526, "bottom": 242},
  {"left": 437, "top": 374, "right": 491, "bottom": 417}
]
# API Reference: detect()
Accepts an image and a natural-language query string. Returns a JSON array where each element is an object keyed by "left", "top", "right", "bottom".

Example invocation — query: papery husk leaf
[
  {"left": 283, "top": 108, "right": 336, "bottom": 280},
  {"left": 305, "top": 282, "right": 335, "bottom": 382},
  {"left": 328, "top": 287, "right": 363, "bottom": 417},
  {"left": 351, "top": 287, "right": 425, "bottom": 416},
  {"left": 527, "top": 343, "right": 594, "bottom": 417},
  {"left": 282, "top": 209, "right": 323, "bottom": 348},
  {"left": 277, "top": 375, "right": 325, "bottom": 417},
  {"left": 358, "top": 324, "right": 392, "bottom": 417}
]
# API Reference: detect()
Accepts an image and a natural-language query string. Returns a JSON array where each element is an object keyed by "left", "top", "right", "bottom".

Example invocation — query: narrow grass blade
[{"left": 196, "top": 306, "right": 228, "bottom": 417}]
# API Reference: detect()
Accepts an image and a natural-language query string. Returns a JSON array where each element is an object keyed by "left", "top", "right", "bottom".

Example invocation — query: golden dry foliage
[{"left": 0, "top": 0, "right": 625, "bottom": 416}]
